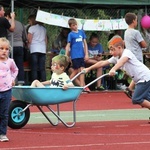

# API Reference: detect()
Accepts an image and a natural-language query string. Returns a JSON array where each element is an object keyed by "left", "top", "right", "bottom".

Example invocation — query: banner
[{"left": 36, "top": 10, "right": 128, "bottom": 31}]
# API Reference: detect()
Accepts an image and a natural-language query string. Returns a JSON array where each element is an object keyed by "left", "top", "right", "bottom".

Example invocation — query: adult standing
[
  {"left": 0, "top": 5, "right": 15, "bottom": 38},
  {"left": 5, "top": 10, "right": 27, "bottom": 85},
  {"left": 27, "top": 15, "right": 47, "bottom": 82}
]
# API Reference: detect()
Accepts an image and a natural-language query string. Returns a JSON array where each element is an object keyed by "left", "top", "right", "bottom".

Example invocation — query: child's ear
[{"left": 60, "top": 66, "right": 65, "bottom": 71}]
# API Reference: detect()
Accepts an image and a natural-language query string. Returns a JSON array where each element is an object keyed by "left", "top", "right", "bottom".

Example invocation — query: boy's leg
[
  {"left": 79, "top": 67, "right": 90, "bottom": 93},
  {"left": 140, "top": 100, "right": 150, "bottom": 109},
  {"left": 79, "top": 67, "right": 85, "bottom": 87},
  {"left": 96, "top": 67, "right": 104, "bottom": 89},
  {"left": 124, "top": 80, "right": 135, "bottom": 98},
  {"left": 132, "top": 81, "right": 150, "bottom": 109},
  {"left": 128, "top": 80, "right": 135, "bottom": 90},
  {"left": 86, "top": 58, "right": 97, "bottom": 65},
  {"left": 69, "top": 69, "right": 78, "bottom": 79},
  {"left": 69, "top": 69, "right": 81, "bottom": 86},
  {"left": 30, "top": 80, "right": 44, "bottom": 87}
]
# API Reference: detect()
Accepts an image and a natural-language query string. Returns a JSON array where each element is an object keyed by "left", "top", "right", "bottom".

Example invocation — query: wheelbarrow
[{"left": 8, "top": 71, "right": 111, "bottom": 129}]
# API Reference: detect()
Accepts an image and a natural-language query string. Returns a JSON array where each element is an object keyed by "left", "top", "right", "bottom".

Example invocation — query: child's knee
[
  {"left": 31, "top": 79, "right": 39, "bottom": 87},
  {"left": 132, "top": 98, "right": 143, "bottom": 105}
]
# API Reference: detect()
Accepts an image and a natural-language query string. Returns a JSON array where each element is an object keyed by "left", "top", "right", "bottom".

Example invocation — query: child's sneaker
[
  {"left": 0, "top": 135, "right": 9, "bottom": 142},
  {"left": 83, "top": 87, "right": 91, "bottom": 93},
  {"left": 124, "top": 87, "right": 132, "bottom": 99},
  {"left": 95, "top": 85, "right": 105, "bottom": 91}
]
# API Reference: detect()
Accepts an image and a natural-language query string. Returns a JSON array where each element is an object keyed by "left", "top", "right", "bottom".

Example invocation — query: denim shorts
[
  {"left": 72, "top": 58, "right": 85, "bottom": 69},
  {"left": 132, "top": 80, "right": 150, "bottom": 104}
]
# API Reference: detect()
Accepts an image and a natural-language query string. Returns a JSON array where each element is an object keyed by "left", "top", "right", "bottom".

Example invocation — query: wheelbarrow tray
[{"left": 12, "top": 86, "right": 83, "bottom": 105}]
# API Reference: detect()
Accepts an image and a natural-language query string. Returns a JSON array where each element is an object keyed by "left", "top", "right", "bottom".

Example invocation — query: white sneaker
[{"left": 0, "top": 135, "right": 9, "bottom": 142}]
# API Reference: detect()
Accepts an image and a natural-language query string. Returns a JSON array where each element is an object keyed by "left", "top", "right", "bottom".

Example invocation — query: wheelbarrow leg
[
  {"left": 36, "top": 105, "right": 59, "bottom": 126},
  {"left": 47, "top": 101, "right": 76, "bottom": 128},
  {"left": 18, "top": 104, "right": 32, "bottom": 115}
]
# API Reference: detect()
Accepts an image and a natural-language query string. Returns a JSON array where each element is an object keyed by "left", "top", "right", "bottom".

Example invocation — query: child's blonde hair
[
  {"left": 68, "top": 18, "right": 77, "bottom": 27},
  {"left": 0, "top": 37, "right": 11, "bottom": 50},
  {"left": 52, "top": 55, "right": 69, "bottom": 70},
  {"left": 108, "top": 35, "right": 124, "bottom": 49}
]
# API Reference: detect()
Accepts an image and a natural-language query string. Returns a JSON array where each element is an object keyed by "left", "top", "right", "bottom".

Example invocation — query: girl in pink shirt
[{"left": 0, "top": 37, "right": 18, "bottom": 142}]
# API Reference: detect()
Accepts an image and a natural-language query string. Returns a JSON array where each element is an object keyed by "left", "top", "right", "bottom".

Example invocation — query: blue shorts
[
  {"left": 72, "top": 58, "right": 85, "bottom": 69},
  {"left": 132, "top": 80, "right": 150, "bottom": 104}
]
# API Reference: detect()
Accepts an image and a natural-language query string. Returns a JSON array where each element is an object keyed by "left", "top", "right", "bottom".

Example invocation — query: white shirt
[
  {"left": 108, "top": 49, "right": 150, "bottom": 84},
  {"left": 50, "top": 72, "right": 73, "bottom": 87},
  {"left": 28, "top": 24, "right": 47, "bottom": 54}
]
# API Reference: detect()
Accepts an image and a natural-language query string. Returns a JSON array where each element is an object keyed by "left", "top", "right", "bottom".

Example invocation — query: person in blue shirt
[
  {"left": 86, "top": 33, "right": 104, "bottom": 90},
  {"left": 65, "top": 18, "right": 90, "bottom": 92}
]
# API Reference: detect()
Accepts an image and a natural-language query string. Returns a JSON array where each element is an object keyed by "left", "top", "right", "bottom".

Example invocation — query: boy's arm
[
  {"left": 138, "top": 31, "right": 147, "bottom": 48},
  {"left": 62, "top": 75, "right": 74, "bottom": 90},
  {"left": 41, "top": 80, "right": 51, "bottom": 85},
  {"left": 109, "top": 56, "right": 128, "bottom": 76},
  {"left": 83, "top": 39, "right": 89, "bottom": 61},
  {"left": 139, "top": 40, "right": 147, "bottom": 48},
  {"left": 65, "top": 43, "right": 70, "bottom": 56},
  {"left": 84, "top": 60, "right": 110, "bottom": 73},
  {"left": 63, "top": 82, "right": 74, "bottom": 90}
]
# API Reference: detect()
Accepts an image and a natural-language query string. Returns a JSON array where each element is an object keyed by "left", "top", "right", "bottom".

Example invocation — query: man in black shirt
[{"left": 0, "top": 5, "right": 15, "bottom": 38}]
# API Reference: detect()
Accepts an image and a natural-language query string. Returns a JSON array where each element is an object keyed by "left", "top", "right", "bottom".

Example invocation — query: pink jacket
[{"left": 0, "top": 58, "right": 18, "bottom": 92}]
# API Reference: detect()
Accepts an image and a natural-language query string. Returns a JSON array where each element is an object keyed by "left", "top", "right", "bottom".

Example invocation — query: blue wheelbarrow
[{"left": 8, "top": 72, "right": 110, "bottom": 129}]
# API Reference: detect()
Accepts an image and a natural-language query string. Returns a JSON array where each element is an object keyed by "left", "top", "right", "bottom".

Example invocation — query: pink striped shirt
[{"left": 0, "top": 58, "right": 18, "bottom": 92}]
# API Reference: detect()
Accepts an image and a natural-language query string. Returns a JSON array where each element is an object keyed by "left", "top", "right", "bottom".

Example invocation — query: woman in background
[{"left": 27, "top": 14, "right": 48, "bottom": 82}]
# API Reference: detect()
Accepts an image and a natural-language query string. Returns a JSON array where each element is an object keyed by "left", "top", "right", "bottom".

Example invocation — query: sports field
[{"left": 1, "top": 92, "right": 150, "bottom": 150}]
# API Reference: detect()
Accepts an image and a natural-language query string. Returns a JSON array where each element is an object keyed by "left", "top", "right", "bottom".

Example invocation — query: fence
[
  {"left": 10, "top": 7, "right": 150, "bottom": 51},
  {"left": 5, "top": 6, "right": 150, "bottom": 86}
]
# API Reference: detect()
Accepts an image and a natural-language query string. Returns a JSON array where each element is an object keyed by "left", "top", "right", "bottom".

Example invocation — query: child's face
[
  {"left": 28, "top": 18, "right": 35, "bottom": 26},
  {"left": 70, "top": 24, "right": 78, "bottom": 31},
  {"left": 0, "top": 41, "right": 10, "bottom": 59},
  {"left": 133, "top": 16, "right": 138, "bottom": 27},
  {"left": 109, "top": 46, "right": 122, "bottom": 57},
  {"left": 51, "top": 62, "right": 64, "bottom": 74},
  {"left": 90, "top": 37, "right": 99, "bottom": 47}
]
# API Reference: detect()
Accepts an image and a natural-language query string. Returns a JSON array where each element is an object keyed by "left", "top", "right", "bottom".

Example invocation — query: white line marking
[
  {"left": 1, "top": 141, "right": 150, "bottom": 150},
  {"left": 115, "top": 125, "right": 129, "bottom": 127},
  {"left": 8, "top": 130, "right": 150, "bottom": 136},
  {"left": 92, "top": 126, "right": 106, "bottom": 128}
]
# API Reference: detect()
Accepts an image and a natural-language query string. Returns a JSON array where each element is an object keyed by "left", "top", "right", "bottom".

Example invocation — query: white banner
[{"left": 36, "top": 10, "right": 128, "bottom": 31}]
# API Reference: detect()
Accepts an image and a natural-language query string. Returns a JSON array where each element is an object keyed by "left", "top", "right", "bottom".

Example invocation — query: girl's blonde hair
[{"left": 0, "top": 37, "right": 11, "bottom": 50}]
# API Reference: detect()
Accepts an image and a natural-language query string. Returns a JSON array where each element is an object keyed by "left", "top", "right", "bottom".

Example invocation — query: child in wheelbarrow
[
  {"left": 31, "top": 55, "right": 74, "bottom": 89},
  {"left": 83, "top": 35, "right": 150, "bottom": 109}
]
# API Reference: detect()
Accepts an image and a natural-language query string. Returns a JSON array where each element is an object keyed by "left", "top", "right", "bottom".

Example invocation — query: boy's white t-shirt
[
  {"left": 50, "top": 72, "right": 73, "bottom": 87},
  {"left": 108, "top": 49, "right": 150, "bottom": 84}
]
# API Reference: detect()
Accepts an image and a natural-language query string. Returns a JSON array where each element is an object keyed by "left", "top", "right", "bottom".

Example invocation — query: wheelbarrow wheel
[{"left": 8, "top": 100, "right": 30, "bottom": 129}]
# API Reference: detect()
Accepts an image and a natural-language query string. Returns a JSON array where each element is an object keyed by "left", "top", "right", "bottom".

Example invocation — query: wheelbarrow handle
[
  {"left": 70, "top": 70, "right": 86, "bottom": 82},
  {"left": 84, "top": 72, "right": 118, "bottom": 89}
]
